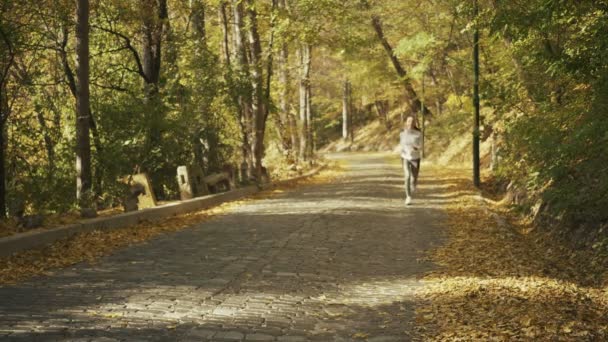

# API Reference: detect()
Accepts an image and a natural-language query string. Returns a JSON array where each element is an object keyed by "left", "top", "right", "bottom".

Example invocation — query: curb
[{"left": 0, "top": 164, "right": 326, "bottom": 258}]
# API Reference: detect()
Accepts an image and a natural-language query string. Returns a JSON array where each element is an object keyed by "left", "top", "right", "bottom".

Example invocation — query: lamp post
[
  {"left": 420, "top": 73, "right": 425, "bottom": 159},
  {"left": 473, "top": 0, "right": 481, "bottom": 187}
]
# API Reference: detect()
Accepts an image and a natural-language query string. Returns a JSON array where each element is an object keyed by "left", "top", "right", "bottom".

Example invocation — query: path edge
[{"left": 0, "top": 164, "right": 327, "bottom": 258}]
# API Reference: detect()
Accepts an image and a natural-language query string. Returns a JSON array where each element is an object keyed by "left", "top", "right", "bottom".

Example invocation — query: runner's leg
[
  {"left": 404, "top": 159, "right": 412, "bottom": 199},
  {"left": 410, "top": 159, "right": 420, "bottom": 191}
]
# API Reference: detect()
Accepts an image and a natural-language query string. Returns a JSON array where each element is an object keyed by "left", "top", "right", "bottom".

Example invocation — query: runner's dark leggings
[{"left": 402, "top": 158, "right": 420, "bottom": 198}]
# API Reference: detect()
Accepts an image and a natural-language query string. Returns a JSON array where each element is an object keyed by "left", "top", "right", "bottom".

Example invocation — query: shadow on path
[{"left": 0, "top": 152, "right": 449, "bottom": 341}]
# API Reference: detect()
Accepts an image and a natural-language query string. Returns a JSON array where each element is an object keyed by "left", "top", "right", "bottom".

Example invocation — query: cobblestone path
[{"left": 0, "top": 153, "right": 446, "bottom": 341}]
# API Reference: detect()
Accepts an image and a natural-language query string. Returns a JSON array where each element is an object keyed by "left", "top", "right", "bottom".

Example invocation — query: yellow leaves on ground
[
  {"left": 0, "top": 207, "right": 125, "bottom": 239},
  {"left": 352, "top": 332, "right": 370, "bottom": 339},
  {"left": 415, "top": 167, "right": 608, "bottom": 341},
  {"left": 0, "top": 169, "right": 334, "bottom": 286}
]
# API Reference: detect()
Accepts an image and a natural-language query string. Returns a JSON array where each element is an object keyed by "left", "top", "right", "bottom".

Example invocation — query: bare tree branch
[{"left": 92, "top": 24, "right": 150, "bottom": 84}]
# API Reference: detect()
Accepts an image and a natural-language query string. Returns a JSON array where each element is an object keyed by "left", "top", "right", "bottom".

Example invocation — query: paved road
[{"left": 0, "top": 153, "right": 445, "bottom": 341}]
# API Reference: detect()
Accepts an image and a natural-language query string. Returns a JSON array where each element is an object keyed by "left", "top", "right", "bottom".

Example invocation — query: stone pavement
[{"left": 0, "top": 153, "right": 447, "bottom": 341}]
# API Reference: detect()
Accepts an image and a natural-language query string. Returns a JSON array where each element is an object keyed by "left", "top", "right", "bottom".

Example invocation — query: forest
[{"left": 0, "top": 0, "right": 607, "bottom": 244}]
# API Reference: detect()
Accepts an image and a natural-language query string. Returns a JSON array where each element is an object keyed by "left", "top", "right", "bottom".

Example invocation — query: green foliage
[
  {"left": 3, "top": 0, "right": 607, "bottom": 240},
  {"left": 482, "top": 1, "right": 608, "bottom": 229}
]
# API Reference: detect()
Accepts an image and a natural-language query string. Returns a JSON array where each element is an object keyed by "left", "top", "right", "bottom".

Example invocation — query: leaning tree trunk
[
  {"left": 366, "top": 7, "right": 430, "bottom": 117},
  {"left": 297, "top": 44, "right": 311, "bottom": 161},
  {"left": 75, "top": 0, "right": 92, "bottom": 206}
]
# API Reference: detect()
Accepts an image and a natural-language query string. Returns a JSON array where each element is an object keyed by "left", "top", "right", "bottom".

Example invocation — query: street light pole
[
  {"left": 420, "top": 73, "right": 425, "bottom": 159},
  {"left": 473, "top": 0, "right": 481, "bottom": 187}
]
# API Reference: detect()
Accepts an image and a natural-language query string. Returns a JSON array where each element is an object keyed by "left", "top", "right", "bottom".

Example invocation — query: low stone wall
[{"left": 0, "top": 165, "right": 325, "bottom": 258}]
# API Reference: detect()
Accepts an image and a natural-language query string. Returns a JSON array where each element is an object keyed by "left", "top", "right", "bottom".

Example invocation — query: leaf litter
[
  {"left": 0, "top": 165, "right": 340, "bottom": 285},
  {"left": 414, "top": 167, "right": 608, "bottom": 341}
]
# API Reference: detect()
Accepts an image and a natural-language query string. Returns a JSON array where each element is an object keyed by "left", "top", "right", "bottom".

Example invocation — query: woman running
[{"left": 399, "top": 115, "right": 422, "bottom": 205}]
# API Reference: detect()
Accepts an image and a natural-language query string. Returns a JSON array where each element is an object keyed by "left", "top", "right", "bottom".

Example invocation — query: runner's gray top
[{"left": 400, "top": 129, "right": 422, "bottom": 160}]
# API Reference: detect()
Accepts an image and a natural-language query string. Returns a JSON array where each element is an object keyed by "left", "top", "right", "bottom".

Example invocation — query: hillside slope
[{"left": 320, "top": 110, "right": 492, "bottom": 167}]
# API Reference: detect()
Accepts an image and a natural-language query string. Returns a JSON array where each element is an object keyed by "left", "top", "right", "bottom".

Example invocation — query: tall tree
[
  {"left": 190, "top": 0, "right": 208, "bottom": 167},
  {"left": 342, "top": 79, "right": 351, "bottom": 141},
  {"left": 297, "top": 43, "right": 311, "bottom": 160},
  {"left": 231, "top": 0, "right": 253, "bottom": 179},
  {"left": 276, "top": 0, "right": 298, "bottom": 160},
  {"left": 277, "top": 32, "right": 291, "bottom": 153},
  {"left": 75, "top": 0, "right": 92, "bottom": 206},
  {"left": 0, "top": 9, "right": 16, "bottom": 217},
  {"left": 141, "top": 0, "right": 167, "bottom": 93},
  {"left": 305, "top": 71, "right": 313, "bottom": 157},
  {"left": 246, "top": 0, "right": 267, "bottom": 180},
  {"left": 142, "top": 0, "right": 168, "bottom": 156},
  {"left": 218, "top": 0, "right": 231, "bottom": 64}
]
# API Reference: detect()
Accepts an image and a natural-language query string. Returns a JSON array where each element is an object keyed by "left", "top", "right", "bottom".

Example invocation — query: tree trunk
[
  {"left": 75, "top": 0, "right": 92, "bottom": 205},
  {"left": 298, "top": 44, "right": 311, "bottom": 161},
  {"left": 190, "top": 0, "right": 206, "bottom": 46},
  {"left": 306, "top": 80, "right": 313, "bottom": 158},
  {"left": 141, "top": 0, "right": 168, "bottom": 159},
  {"left": 277, "top": 36, "right": 291, "bottom": 153},
  {"left": 374, "top": 100, "right": 390, "bottom": 129},
  {"left": 0, "top": 27, "right": 9, "bottom": 215},
  {"left": 246, "top": 0, "right": 267, "bottom": 181},
  {"left": 141, "top": 0, "right": 166, "bottom": 90},
  {"left": 190, "top": 0, "right": 209, "bottom": 168},
  {"left": 491, "top": 131, "right": 498, "bottom": 171},
  {"left": 59, "top": 20, "right": 103, "bottom": 198},
  {"left": 0, "top": 123, "right": 5, "bottom": 216},
  {"left": 348, "top": 84, "right": 354, "bottom": 144},
  {"left": 342, "top": 80, "right": 350, "bottom": 141},
  {"left": 218, "top": 1, "right": 231, "bottom": 64},
  {"left": 0, "top": 32, "right": 12, "bottom": 215},
  {"left": 429, "top": 69, "right": 443, "bottom": 116},
  {"left": 278, "top": 0, "right": 298, "bottom": 160},
  {"left": 368, "top": 12, "right": 430, "bottom": 117},
  {"left": 231, "top": 0, "right": 253, "bottom": 178},
  {"left": 36, "top": 111, "right": 55, "bottom": 176}
]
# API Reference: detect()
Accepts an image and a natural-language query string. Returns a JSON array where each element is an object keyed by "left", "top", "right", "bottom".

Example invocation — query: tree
[
  {"left": 297, "top": 43, "right": 311, "bottom": 160},
  {"left": 246, "top": 0, "right": 267, "bottom": 180},
  {"left": 231, "top": 0, "right": 254, "bottom": 179},
  {"left": 362, "top": 0, "right": 430, "bottom": 117},
  {"left": 0, "top": 1, "right": 17, "bottom": 217},
  {"left": 75, "top": 0, "right": 92, "bottom": 207},
  {"left": 342, "top": 79, "right": 352, "bottom": 142}
]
